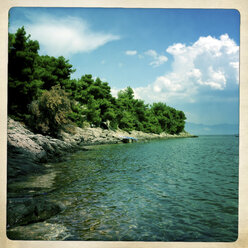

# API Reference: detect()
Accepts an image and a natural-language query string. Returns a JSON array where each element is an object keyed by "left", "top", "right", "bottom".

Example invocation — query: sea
[{"left": 9, "top": 135, "right": 239, "bottom": 241}]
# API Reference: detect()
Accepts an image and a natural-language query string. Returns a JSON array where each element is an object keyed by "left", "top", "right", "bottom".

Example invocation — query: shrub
[{"left": 28, "top": 85, "right": 72, "bottom": 137}]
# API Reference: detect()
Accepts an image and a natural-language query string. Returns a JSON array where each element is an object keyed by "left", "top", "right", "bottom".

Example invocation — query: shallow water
[{"left": 10, "top": 135, "right": 239, "bottom": 241}]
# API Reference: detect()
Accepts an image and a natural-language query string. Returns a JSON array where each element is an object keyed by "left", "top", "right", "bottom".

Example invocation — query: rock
[
  {"left": 7, "top": 155, "right": 46, "bottom": 178},
  {"left": 7, "top": 118, "right": 82, "bottom": 177},
  {"left": 7, "top": 222, "right": 70, "bottom": 240},
  {"left": 7, "top": 198, "right": 64, "bottom": 227},
  {"left": 7, "top": 117, "right": 197, "bottom": 235},
  {"left": 8, "top": 132, "right": 47, "bottom": 162},
  {"left": 7, "top": 117, "right": 196, "bottom": 178}
]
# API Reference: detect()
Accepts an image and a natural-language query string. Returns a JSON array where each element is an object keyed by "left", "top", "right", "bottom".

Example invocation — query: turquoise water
[{"left": 45, "top": 135, "right": 238, "bottom": 241}]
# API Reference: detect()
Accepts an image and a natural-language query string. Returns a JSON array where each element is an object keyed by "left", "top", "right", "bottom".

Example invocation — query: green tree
[
  {"left": 35, "top": 55, "right": 75, "bottom": 90},
  {"left": 68, "top": 101, "right": 87, "bottom": 128},
  {"left": 133, "top": 99, "right": 148, "bottom": 131},
  {"left": 116, "top": 87, "right": 150, "bottom": 132},
  {"left": 173, "top": 109, "right": 186, "bottom": 134},
  {"left": 143, "top": 111, "right": 163, "bottom": 134},
  {"left": 85, "top": 97, "right": 102, "bottom": 126},
  {"left": 8, "top": 27, "right": 187, "bottom": 135},
  {"left": 8, "top": 27, "right": 43, "bottom": 118},
  {"left": 8, "top": 27, "right": 75, "bottom": 121},
  {"left": 69, "top": 75, "right": 117, "bottom": 128},
  {"left": 118, "top": 111, "right": 136, "bottom": 132}
]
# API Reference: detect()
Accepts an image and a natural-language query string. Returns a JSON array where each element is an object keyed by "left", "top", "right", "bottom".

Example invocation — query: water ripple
[{"left": 45, "top": 135, "right": 238, "bottom": 241}]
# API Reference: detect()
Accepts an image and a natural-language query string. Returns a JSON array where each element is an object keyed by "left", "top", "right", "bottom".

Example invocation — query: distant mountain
[{"left": 185, "top": 122, "right": 239, "bottom": 135}]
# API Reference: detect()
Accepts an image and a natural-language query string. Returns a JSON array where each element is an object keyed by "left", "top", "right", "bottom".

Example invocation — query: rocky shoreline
[
  {"left": 8, "top": 117, "right": 196, "bottom": 177},
  {"left": 7, "top": 117, "right": 197, "bottom": 238}
]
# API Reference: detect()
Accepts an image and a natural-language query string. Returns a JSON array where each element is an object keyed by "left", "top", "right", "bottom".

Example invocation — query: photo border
[{"left": 1, "top": 0, "right": 247, "bottom": 247}]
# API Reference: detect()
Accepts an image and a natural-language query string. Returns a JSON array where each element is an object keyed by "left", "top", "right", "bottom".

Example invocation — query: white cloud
[
  {"left": 144, "top": 49, "right": 168, "bottom": 67},
  {"left": 111, "top": 88, "right": 119, "bottom": 98},
  {"left": 125, "top": 50, "right": 137, "bottom": 56},
  {"left": 124, "top": 49, "right": 167, "bottom": 67},
  {"left": 166, "top": 43, "right": 186, "bottom": 55},
  {"left": 14, "top": 14, "right": 120, "bottom": 57},
  {"left": 133, "top": 34, "right": 239, "bottom": 104},
  {"left": 145, "top": 49, "right": 157, "bottom": 57}
]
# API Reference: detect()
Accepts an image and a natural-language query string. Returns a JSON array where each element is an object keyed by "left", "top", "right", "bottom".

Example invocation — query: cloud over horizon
[
  {"left": 11, "top": 14, "right": 120, "bottom": 57},
  {"left": 133, "top": 34, "right": 239, "bottom": 104}
]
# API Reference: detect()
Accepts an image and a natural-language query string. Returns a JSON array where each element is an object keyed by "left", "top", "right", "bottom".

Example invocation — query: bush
[{"left": 28, "top": 85, "right": 72, "bottom": 137}]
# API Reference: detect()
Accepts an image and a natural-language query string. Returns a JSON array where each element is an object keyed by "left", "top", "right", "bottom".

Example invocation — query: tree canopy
[{"left": 8, "top": 27, "right": 187, "bottom": 137}]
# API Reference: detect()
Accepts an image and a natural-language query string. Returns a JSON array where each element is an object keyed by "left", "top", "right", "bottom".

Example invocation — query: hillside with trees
[{"left": 8, "top": 27, "right": 187, "bottom": 137}]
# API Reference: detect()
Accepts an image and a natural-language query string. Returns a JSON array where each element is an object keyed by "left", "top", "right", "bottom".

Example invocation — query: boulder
[
  {"left": 7, "top": 198, "right": 64, "bottom": 227},
  {"left": 7, "top": 118, "right": 81, "bottom": 178},
  {"left": 7, "top": 222, "right": 70, "bottom": 240}
]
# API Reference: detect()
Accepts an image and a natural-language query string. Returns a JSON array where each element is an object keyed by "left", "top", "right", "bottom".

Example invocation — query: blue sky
[{"left": 9, "top": 8, "right": 240, "bottom": 126}]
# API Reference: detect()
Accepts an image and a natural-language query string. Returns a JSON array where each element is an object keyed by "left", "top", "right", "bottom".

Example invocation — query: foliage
[
  {"left": 8, "top": 27, "right": 42, "bottom": 117},
  {"left": 68, "top": 101, "right": 86, "bottom": 128},
  {"left": 150, "top": 103, "right": 186, "bottom": 134},
  {"left": 35, "top": 55, "right": 75, "bottom": 90},
  {"left": 8, "top": 27, "right": 75, "bottom": 120},
  {"left": 28, "top": 86, "right": 72, "bottom": 137},
  {"left": 8, "top": 27, "right": 187, "bottom": 136},
  {"left": 64, "top": 75, "right": 118, "bottom": 129}
]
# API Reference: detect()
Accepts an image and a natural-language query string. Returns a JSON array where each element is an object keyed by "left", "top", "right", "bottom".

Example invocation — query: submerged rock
[
  {"left": 7, "top": 198, "right": 64, "bottom": 227},
  {"left": 7, "top": 117, "right": 196, "bottom": 235},
  {"left": 7, "top": 222, "right": 70, "bottom": 240}
]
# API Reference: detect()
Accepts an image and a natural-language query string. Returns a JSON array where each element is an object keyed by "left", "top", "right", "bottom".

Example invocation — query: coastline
[
  {"left": 7, "top": 117, "right": 197, "bottom": 237},
  {"left": 8, "top": 116, "right": 197, "bottom": 177}
]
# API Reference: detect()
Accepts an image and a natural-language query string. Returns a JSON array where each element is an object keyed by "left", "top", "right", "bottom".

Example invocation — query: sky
[{"left": 9, "top": 7, "right": 240, "bottom": 126}]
